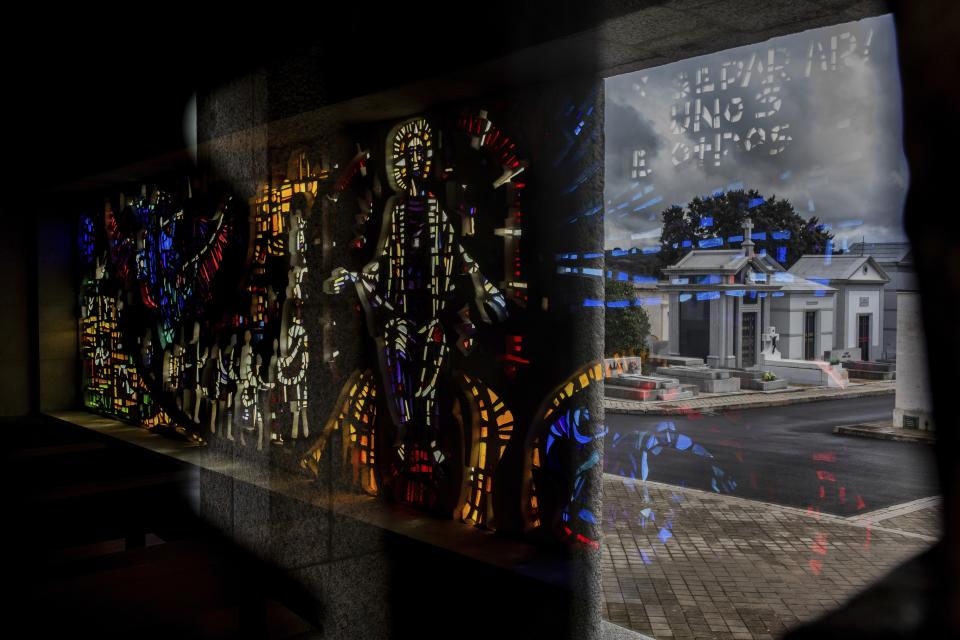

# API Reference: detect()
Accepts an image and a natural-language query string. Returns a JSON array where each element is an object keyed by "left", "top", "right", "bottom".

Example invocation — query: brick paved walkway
[
  {"left": 601, "top": 474, "right": 939, "bottom": 639},
  {"left": 606, "top": 381, "right": 895, "bottom": 416}
]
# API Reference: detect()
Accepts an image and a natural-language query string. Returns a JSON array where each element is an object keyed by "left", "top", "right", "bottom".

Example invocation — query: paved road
[{"left": 603, "top": 395, "right": 939, "bottom": 516}]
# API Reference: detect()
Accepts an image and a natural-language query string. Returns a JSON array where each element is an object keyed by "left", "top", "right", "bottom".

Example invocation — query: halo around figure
[{"left": 386, "top": 117, "right": 434, "bottom": 194}]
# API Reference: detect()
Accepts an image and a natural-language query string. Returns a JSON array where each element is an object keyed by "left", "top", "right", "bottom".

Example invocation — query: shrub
[{"left": 604, "top": 280, "right": 651, "bottom": 358}]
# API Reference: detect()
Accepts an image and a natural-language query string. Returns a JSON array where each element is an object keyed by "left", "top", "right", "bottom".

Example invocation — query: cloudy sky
[{"left": 604, "top": 14, "right": 908, "bottom": 250}]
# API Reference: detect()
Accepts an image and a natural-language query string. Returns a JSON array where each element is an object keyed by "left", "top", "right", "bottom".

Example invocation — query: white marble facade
[{"left": 788, "top": 255, "right": 890, "bottom": 361}]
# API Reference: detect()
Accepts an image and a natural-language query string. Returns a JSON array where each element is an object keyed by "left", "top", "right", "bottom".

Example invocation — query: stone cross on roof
[{"left": 742, "top": 217, "right": 755, "bottom": 257}]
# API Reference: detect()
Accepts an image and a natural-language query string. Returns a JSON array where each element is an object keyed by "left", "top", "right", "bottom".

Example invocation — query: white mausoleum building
[
  {"left": 848, "top": 242, "right": 914, "bottom": 361},
  {"left": 661, "top": 220, "right": 840, "bottom": 369},
  {"left": 787, "top": 255, "right": 890, "bottom": 361}
]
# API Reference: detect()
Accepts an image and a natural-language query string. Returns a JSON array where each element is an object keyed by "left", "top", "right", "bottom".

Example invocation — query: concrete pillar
[
  {"left": 724, "top": 295, "right": 737, "bottom": 368},
  {"left": 894, "top": 291, "right": 934, "bottom": 430},
  {"left": 668, "top": 292, "right": 680, "bottom": 354},
  {"left": 877, "top": 284, "right": 886, "bottom": 361},
  {"left": 832, "top": 285, "right": 841, "bottom": 348},
  {"left": 707, "top": 296, "right": 721, "bottom": 367},
  {"left": 762, "top": 294, "right": 771, "bottom": 335},
  {"left": 734, "top": 298, "right": 741, "bottom": 368}
]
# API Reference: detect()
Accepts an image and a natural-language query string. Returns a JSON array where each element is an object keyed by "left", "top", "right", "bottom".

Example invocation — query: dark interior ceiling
[
  {"left": 6, "top": 3, "right": 654, "bottom": 190},
  {"left": 7, "top": 1, "right": 885, "bottom": 191}
]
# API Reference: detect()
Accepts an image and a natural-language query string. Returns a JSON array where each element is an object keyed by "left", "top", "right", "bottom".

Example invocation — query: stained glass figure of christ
[{"left": 305, "top": 117, "right": 508, "bottom": 513}]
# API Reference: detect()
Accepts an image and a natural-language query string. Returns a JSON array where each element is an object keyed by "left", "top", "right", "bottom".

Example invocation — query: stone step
[
  {"left": 605, "top": 385, "right": 659, "bottom": 401},
  {"left": 611, "top": 374, "right": 680, "bottom": 390},
  {"left": 609, "top": 377, "right": 656, "bottom": 391},
  {"left": 762, "top": 358, "right": 849, "bottom": 387},
  {"left": 646, "top": 355, "right": 707, "bottom": 368},
  {"left": 697, "top": 377, "right": 740, "bottom": 393},
  {"left": 657, "top": 366, "right": 730, "bottom": 380},
  {"left": 844, "top": 360, "right": 896, "bottom": 373},
  {"left": 741, "top": 377, "right": 789, "bottom": 391},
  {"left": 845, "top": 369, "right": 896, "bottom": 381},
  {"left": 656, "top": 388, "right": 697, "bottom": 402},
  {"left": 655, "top": 367, "right": 741, "bottom": 393},
  {"left": 605, "top": 384, "right": 697, "bottom": 403},
  {"left": 726, "top": 369, "right": 765, "bottom": 381},
  {"left": 723, "top": 368, "right": 787, "bottom": 389}
]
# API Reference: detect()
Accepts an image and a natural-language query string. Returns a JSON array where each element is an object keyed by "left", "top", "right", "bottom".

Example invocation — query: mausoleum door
[
  {"left": 858, "top": 314, "right": 871, "bottom": 361},
  {"left": 804, "top": 311, "right": 817, "bottom": 360},
  {"left": 741, "top": 312, "right": 757, "bottom": 368},
  {"left": 678, "top": 297, "right": 710, "bottom": 360}
]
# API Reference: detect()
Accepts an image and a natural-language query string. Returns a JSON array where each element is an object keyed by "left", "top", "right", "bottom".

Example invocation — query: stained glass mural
[
  {"left": 456, "top": 373, "right": 514, "bottom": 527},
  {"left": 523, "top": 361, "right": 606, "bottom": 548},
  {"left": 77, "top": 100, "right": 605, "bottom": 549},
  {"left": 79, "top": 267, "right": 172, "bottom": 429},
  {"left": 306, "top": 113, "right": 520, "bottom": 518}
]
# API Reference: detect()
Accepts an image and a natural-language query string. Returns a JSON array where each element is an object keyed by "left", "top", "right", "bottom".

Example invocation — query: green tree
[
  {"left": 658, "top": 189, "right": 834, "bottom": 270},
  {"left": 604, "top": 280, "right": 650, "bottom": 358}
]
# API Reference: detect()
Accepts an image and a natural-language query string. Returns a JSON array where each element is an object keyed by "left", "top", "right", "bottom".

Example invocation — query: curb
[
  {"left": 605, "top": 385, "right": 894, "bottom": 415},
  {"left": 834, "top": 423, "right": 936, "bottom": 444}
]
